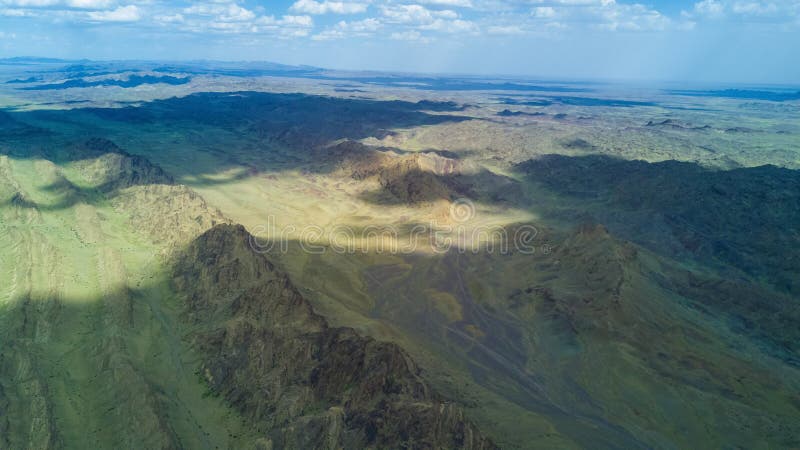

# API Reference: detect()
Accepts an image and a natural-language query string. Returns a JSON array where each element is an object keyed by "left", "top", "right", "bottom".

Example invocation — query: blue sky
[{"left": 0, "top": 0, "right": 798, "bottom": 83}]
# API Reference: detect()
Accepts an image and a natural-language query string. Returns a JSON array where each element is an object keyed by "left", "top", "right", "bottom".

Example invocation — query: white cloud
[
  {"left": 693, "top": 0, "right": 725, "bottom": 17},
  {"left": 66, "top": 0, "right": 112, "bottom": 9},
  {"left": 87, "top": 4, "right": 139, "bottom": 21},
  {"left": 312, "top": 17, "right": 381, "bottom": 39},
  {"left": 348, "top": 17, "right": 381, "bottom": 31},
  {"left": 532, "top": 6, "right": 556, "bottom": 19},
  {"left": 731, "top": 1, "right": 778, "bottom": 15},
  {"left": 1, "top": 7, "right": 33, "bottom": 15},
  {"left": 154, "top": 13, "right": 183, "bottom": 23},
  {"left": 254, "top": 14, "right": 314, "bottom": 37},
  {"left": 525, "top": 0, "right": 674, "bottom": 31},
  {"left": 277, "top": 14, "right": 314, "bottom": 27},
  {"left": 525, "top": 0, "right": 614, "bottom": 5},
  {"left": 420, "top": 18, "right": 477, "bottom": 32},
  {"left": 487, "top": 24, "right": 523, "bottom": 34},
  {"left": 0, "top": 0, "right": 59, "bottom": 6},
  {"left": 390, "top": 29, "right": 429, "bottom": 41},
  {"left": 598, "top": 3, "right": 671, "bottom": 31},
  {"left": 169, "top": 2, "right": 314, "bottom": 37},
  {"left": 380, "top": 4, "right": 463, "bottom": 23},
  {"left": 184, "top": 3, "right": 255, "bottom": 22},
  {"left": 1, "top": 0, "right": 796, "bottom": 44},
  {"left": 0, "top": 0, "right": 111, "bottom": 7},
  {"left": 418, "top": 0, "right": 472, "bottom": 7},
  {"left": 289, "top": 0, "right": 368, "bottom": 15},
  {"left": 378, "top": 3, "right": 477, "bottom": 36},
  {"left": 683, "top": 0, "right": 799, "bottom": 22},
  {"left": 381, "top": 4, "right": 435, "bottom": 23}
]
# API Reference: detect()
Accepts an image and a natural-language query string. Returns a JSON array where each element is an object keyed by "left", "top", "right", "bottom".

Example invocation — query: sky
[{"left": 0, "top": 0, "right": 798, "bottom": 84}]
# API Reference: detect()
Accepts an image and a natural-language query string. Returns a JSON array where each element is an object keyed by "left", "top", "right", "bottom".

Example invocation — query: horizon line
[{"left": 2, "top": 55, "right": 800, "bottom": 90}]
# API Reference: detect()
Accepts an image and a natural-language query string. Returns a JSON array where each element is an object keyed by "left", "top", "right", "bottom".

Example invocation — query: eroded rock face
[
  {"left": 518, "top": 154, "right": 800, "bottom": 294},
  {"left": 71, "top": 138, "right": 174, "bottom": 192},
  {"left": 377, "top": 154, "right": 460, "bottom": 203},
  {"left": 172, "top": 224, "right": 496, "bottom": 450},
  {"left": 113, "top": 184, "right": 228, "bottom": 247},
  {"left": 319, "top": 140, "right": 467, "bottom": 204}
]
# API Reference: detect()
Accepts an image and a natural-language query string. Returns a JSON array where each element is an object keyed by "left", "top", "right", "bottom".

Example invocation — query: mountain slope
[
  {"left": 0, "top": 139, "right": 497, "bottom": 449},
  {"left": 173, "top": 224, "right": 496, "bottom": 449}
]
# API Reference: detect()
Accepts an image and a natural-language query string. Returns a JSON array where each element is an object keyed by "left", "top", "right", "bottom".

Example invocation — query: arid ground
[{"left": 1, "top": 59, "right": 799, "bottom": 449}]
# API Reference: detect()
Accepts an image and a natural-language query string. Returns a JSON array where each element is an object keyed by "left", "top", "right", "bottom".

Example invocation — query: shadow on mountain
[
  {"left": 1, "top": 58, "right": 595, "bottom": 94},
  {"left": 304, "top": 140, "right": 521, "bottom": 206},
  {"left": 330, "top": 150, "right": 800, "bottom": 380},
  {"left": 497, "top": 95, "right": 658, "bottom": 107},
  {"left": 0, "top": 91, "right": 476, "bottom": 185},
  {"left": 496, "top": 109, "right": 547, "bottom": 117},
  {"left": 315, "top": 218, "right": 800, "bottom": 449},
  {"left": 354, "top": 166, "right": 523, "bottom": 206},
  {"left": 173, "top": 223, "right": 497, "bottom": 449},
  {"left": 72, "top": 91, "right": 472, "bottom": 136},
  {"left": 20, "top": 75, "right": 190, "bottom": 91},
  {"left": 0, "top": 110, "right": 51, "bottom": 138},
  {"left": 0, "top": 138, "right": 174, "bottom": 212},
  {"left": 0, "top": 224, "right": 497, "bottom": 449},
  {"left": 665, "top": 88, "right": 800, "bottom": 102},
  {"left": 295, "top": 76, "right": 592, "bottom": 93},
  {"left": 212, "top": 225, "right": 656, "bottom": 450},
  {"left": 3, "top": 137, "right": 800, "bottom": 448},
  {"left": 0, "top": 281, "right": 203, "bottom": 449},
  {"left": 515, "top": 154, "right": 800, "bottom": 295}
]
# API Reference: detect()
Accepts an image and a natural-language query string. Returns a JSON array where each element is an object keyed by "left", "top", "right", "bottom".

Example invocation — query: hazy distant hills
[{"left": 3, "top": 57, "right": 798, "bottom": 101}]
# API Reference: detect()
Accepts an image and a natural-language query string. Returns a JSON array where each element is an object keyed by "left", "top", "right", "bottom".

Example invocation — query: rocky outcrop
[
  {"left": 320, "top": 140, "right": 468, "bottom": 204},
  {"left": 379, "top": 165, "right": 454, "bottom": 203},
  {"left": 172, "top": 224, "right": 496, "bottom": 449},
  {"left": 113, "top": 184, "right": 228, "bottom": 247},
  {"left": 375, "top": 152, "right": 469, "bottom": 203},
  {"left": 644, "top": 118, "right": 710, "bottom": 130},
  {"left": 70, "top": 138, "right": 174, "bottom": 192},
  {"left": 320, "top": 140, "right": 394, "bottom": 179},
  {"left": 518, "top": 154, "right": 800, "bottom": 294}
]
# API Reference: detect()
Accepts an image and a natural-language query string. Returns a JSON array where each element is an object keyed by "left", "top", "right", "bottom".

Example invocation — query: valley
[{"left": 0, "top": 59, "right": 798, "bottom": 449}]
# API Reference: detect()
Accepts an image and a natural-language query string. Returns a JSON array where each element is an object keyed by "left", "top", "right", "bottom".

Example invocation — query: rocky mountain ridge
[{"left": 172, "top": 223, "right": 496, "bottom": 449}]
